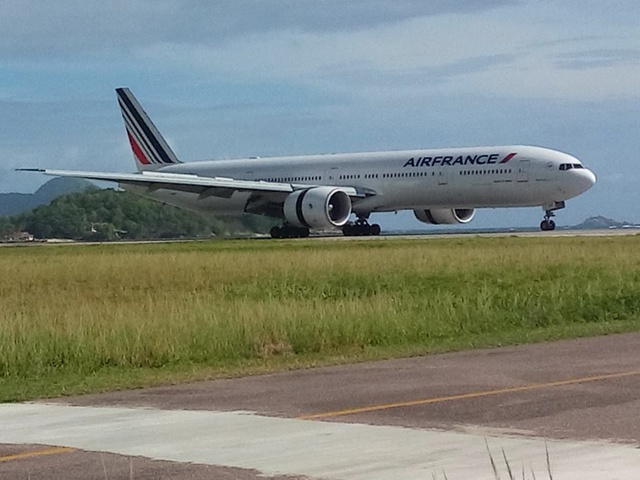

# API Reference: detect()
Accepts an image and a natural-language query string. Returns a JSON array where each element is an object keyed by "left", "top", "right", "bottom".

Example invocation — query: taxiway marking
[
  {"left": 0, "top": 446, "right": 75, "bottom": 463},
  {"left": 299, "top": 369, "right": 640, "bottom": 420}
]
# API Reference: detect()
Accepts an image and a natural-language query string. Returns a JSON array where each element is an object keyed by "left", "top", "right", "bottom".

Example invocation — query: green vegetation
[
  {"left": 1, "top": 235, "right": 639, "bottom": 401},
  {"left": 4, "top": 188, "right": 277, "bottom": 240}
]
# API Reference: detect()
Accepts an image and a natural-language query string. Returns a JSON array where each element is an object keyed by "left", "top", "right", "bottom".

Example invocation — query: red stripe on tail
[{"left": 127, "top": 131, "right": 151, "bottom": 165}]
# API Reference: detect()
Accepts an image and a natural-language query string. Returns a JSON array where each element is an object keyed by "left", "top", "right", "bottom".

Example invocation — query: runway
[
  {"left": 1, "top": 333, "right": 639, "bottom": 478},
  {"left": 2, "top": 226, "right": 638, "bottom": 249}
]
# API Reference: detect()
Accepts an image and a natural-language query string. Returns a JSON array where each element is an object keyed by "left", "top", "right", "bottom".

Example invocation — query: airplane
[{"left": 20, "top": 88, "right": 596, "bottom": 238}]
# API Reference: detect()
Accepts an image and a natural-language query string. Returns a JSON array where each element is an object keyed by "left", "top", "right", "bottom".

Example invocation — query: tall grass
[{"left": 1, "top": 236, "right": 639, "bottom": 400}]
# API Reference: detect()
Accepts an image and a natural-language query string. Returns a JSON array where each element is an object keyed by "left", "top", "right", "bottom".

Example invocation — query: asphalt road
[
  {"left": 0, "top": 443, "right": 304, "bottom": 480},
  {"left": 52, "top": 332, "right": 640, "bottom": 443}
]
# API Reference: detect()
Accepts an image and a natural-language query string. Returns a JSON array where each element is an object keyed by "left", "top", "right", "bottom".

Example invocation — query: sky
[{"left": 1, "top": 0, "right": 639, "bottom": 229}]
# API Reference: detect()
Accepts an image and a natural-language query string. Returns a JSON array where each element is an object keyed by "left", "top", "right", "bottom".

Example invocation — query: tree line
[{"left": 0, "top": 188, "right": 278, "bottom": 241}]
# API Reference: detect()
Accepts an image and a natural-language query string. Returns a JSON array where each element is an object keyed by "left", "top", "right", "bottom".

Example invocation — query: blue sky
[{"left": 1, "top": 0, "right": 639, "bottom": 229}]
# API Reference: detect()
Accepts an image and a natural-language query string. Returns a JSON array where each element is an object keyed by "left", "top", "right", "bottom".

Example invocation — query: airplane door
[
  {"left": 517, "top": 160, "right": 530, "bottom": 182},
  {"left": 437, "top": 169, "right": 448, "bottom": 185},
  {"left": 326, "top": 167, "right": 339, "bottom": 183}
]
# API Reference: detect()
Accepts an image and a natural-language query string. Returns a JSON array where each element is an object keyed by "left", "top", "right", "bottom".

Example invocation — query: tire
[
  {"left": 540, "top": 220, "right": 556, "bottom": 231},
  {"left": 270, "top": 226, "right": 282, "bottom": 238}
]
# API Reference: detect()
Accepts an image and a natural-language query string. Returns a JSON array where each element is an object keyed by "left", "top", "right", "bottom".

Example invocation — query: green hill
[
  {"left": 574, "top": 216, "right": 633, "bottom": 229},
  {"left": 8, "top": 188, "right": 277, "bottom": 240},
  {"left": 0, "top": 177, "right": 95, "bottom": 216}
]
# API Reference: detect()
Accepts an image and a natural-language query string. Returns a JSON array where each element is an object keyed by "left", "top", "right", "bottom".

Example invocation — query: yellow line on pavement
[
  {"left": 0, "top": 446, "right": 75, "bottom": 463},
  {"left": 299, "top": 369, "right": 640, "bottom": 420}
]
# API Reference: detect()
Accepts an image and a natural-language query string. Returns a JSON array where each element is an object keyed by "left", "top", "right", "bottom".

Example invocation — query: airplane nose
[
  {"left": 560, "top": 166, "right": 596, "bottom": 199},
  {"left": 583, "top": 168, "right": 597, "bottom": 189},
  {"left": 574, "top": 168, "right": 596, "bottom": 194}
]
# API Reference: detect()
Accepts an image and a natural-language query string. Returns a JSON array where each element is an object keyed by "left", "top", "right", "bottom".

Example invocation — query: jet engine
[
  {"left": 283, "top": 187, "right": 352, "bottom": 229},
  {"left": 413, "top": 208, "right": 475, "bottom": 225}
]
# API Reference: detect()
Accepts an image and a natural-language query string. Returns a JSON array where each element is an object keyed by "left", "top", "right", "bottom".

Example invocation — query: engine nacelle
[
  {"left": 283, "top": 187, "right": 352, "bottom": 229},
  {"left": 413, "top": 208, "right": 475, "bottom": 225}
]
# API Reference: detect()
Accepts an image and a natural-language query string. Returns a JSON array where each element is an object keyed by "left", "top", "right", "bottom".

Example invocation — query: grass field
[{"left": 1, "top": 235, "right": 639, "bottom": 402}]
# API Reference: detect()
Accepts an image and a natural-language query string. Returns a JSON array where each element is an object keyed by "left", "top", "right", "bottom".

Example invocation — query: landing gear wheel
[
  {"left": 270, "top": 226, "right": 282, "bottom": 239},
  {"left": 540, "top": 219, "right": 556, "bottom": 231},
  {"left": 342, "top": 219, "right": 381, "bottom": 236},
  {"left": 270, "top": 225, "right": 309, "bottom": 239}
]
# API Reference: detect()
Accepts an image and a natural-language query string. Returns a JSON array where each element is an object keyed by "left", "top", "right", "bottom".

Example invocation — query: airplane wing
[{"left": 17, "top": 168, "right": 367, "bottom": 200}]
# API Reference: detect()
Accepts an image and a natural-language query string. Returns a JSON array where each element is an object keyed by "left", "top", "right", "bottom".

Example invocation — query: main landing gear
[
  {"left": 270, "top": 224, "right": 309, "bottom": 239},
  {"left": 342, "top": 216, "right": 381, "bottom": 236}
]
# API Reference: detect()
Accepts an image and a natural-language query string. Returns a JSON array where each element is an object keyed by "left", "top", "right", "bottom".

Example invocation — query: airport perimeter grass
[{"left": 1, "top": 235, "right": 640, "bottom": 401}]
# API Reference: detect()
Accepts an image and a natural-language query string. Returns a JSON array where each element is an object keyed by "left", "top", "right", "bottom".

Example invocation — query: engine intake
[
  {"left": 414, "top": 208, "right": 475, "bottom": 225},
  {"left": 284, "top": 187, "right": 352, "bottom": 229}
]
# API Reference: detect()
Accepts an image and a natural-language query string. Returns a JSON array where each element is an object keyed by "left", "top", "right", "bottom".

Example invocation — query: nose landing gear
[
  {"left": 540, "top": 213, "right": 556, "bottom": 231},
  {"left": 540, "top": 201, "right": 565, "bottom": 231}
]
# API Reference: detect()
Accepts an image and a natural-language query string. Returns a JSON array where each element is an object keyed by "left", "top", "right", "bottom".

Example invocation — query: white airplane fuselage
[{"left": 139, "top": 145, "right": 595, "bottom": 217}]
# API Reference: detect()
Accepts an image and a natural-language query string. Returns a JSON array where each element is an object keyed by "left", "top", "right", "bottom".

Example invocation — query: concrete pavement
[{"left": 1, "top": 403, "right": 639, "bottom": 479}]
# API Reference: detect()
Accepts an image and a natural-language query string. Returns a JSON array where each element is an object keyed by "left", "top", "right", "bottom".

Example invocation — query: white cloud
[
  {"left": 130, "top": 9, "right": 640, "bottom": 102},
  {"left": 3, "top": 1, "right": 639, "bottom": 102},
  {"left": 0, "top": 0, "right": 512, "bottom": 54}
]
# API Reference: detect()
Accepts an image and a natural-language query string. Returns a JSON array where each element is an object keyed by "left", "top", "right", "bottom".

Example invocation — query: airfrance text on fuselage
[{"left": 403, "top": 152, "right": 516, "bottom": 168}]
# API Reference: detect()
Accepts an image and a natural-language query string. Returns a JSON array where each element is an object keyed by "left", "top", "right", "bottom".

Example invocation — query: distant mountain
[
  {"left": 574, "top": 216, "right": 634, "bottom": 229},
  {"left": 0, "top": 177, "right": 96, "bottom": 217}
]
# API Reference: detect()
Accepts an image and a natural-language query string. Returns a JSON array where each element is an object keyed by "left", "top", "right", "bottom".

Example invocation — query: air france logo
[{"left": 403, "top": 152, "right": 517, "bottom": 168}]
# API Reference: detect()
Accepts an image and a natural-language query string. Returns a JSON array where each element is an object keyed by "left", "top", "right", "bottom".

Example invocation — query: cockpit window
[{"left": 559, "top": 163, "right": 584, "bottom": 171}]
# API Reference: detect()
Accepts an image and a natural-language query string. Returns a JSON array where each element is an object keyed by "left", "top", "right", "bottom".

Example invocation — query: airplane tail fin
[{"left": 116, "top": 87, "right": 181, "bottom": 172}]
